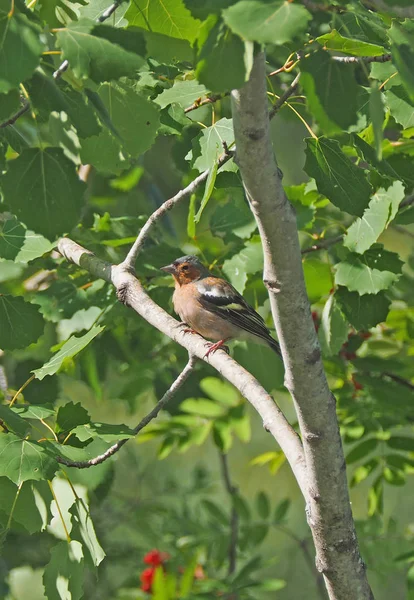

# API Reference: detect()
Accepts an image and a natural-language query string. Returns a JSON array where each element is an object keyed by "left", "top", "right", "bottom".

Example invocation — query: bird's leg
[
  {"left": 177, "top": 322, "right": 198, "bottom": 335},
  {"left": 204, "top": 339, "right": 230, "bottom": 358}
]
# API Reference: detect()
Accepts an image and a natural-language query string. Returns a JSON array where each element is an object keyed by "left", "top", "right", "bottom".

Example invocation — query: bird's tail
[{"left": 268, "top": 337, "right": 282, "bottom": 359}]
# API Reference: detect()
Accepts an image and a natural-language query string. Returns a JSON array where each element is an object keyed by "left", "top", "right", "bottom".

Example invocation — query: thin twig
[
  {"left": 219, "top": 453, "right": 239, "bottom": 578},
  {"left": 184, "top": 93, "right": 227, "bottom": 114},
  {"left": 301, "top": 235, "right": 343, "bottom": 255},
  {"left": 269, "top": 73, "right": 301, "bottom": 119},
  {"left": 0, "top": 99, "right": 30, "bottom": 128},
  {"left": 122, "top": 150, "right": 233, "bottom": 270},
  {"left": 57, "top": 355, "right": 197, "bottom": 468},
  {"left": 332, "top": 54, "right": 392, "bottom": 64},
  {"left": 382, "top": 372, "right": 414, "bottom": 391}
]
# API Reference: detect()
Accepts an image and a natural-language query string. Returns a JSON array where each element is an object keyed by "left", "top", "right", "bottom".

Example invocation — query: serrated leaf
[
  {"left": 0, "top": 434, "right": 57, "bottom": 485},
  {"left": 43, "top": 541, "right": 84, "bottom": 600},
  {"left": 335, "top": 287, "right": 390, "bottom": 330},
  {"left": 1, "top": 147, "right": 85, "bottom": 238},
  {"left": 13, "top": 405, "right": 56, "bottom": 420},
  {"left": 344, "top": 181, "right": 405, "bottom": 254},
  {"left": 319, "top": 294, "right": 349, "bottom": 356},
  {"left": 180, "top": 398, "right": 226, "bottom": 417},
  {"left": 192, "top": 117, "right": 235, "bottom": 173},
  {"left": 56, "top": 402, "right": 90, "bottom": 434},
  {"left": 335, "top": 246, "right": 403, "bottom": 294},
  {"left": 304, "top": 137, "right": 372, "bottom": 217},
  {"left": 223, "top": 0, "right": 311, "bottom": 45},
  {"left": 154, "top": 80, "right": 208, "bottom": 110},
  {"left": 73, "top": 422, "right": 135, "bottom": 442},
  {"left": 0, "top": 216, "right": 26, "bottom": 260},
  {"left": 300, "top": 50, "right": 359, "bottom": 134},
  {"left": 0, "top": 6, "right": 44, "bottom": 93},
  {"left": 316, "top": 30, "right": 386, "bottom": 56},
  {"left": 125, "top": 0, "right": 201, "bottom": 43},
  {"left": 56, "top": 19, "right": 146, "bottom": 83},
  {"left": 0, "top": 295, "right": 44, "bottom": 350},
  {"left": 33, "top": 325, "right": 104, "bottom": 380}
]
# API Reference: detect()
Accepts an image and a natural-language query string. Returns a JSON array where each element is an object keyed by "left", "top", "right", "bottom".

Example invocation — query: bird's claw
[{"left": 203, "top": 340, "right": 230, "bottom": 359}]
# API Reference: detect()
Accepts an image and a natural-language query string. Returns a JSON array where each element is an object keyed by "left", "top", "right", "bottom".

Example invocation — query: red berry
[{"left": 140, "top": 567, "right": 156, "bottom": 593}]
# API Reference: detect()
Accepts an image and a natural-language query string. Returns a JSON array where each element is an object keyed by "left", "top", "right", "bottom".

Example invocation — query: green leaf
[
  {"left": 1, "top": 147, "right": 85, "bottom": 239},
  {"left": 385, "top": 85, "right": 414, "bottom": 128},
  {"left": 187, "top": 193, "right": 196, "bottom": 239},
  {"left": 125, "top": 0, "right": 201, "bottom": 43},
  {"left": 223, "top": 0, "right": 311, "bottom": 45},
  {"left": 194, "top": 160, "right": 218, "bottom": 224},
  {"left": 389, "top": 20, "right": 414, "bottom": 102},
  {"left": 199, "top": 377, "right": 239, "bottom": 406},
  {"left": 210, "top": 193, "right": 256, "bottom": 240},
  {"left": 368, "top": 474, "right": 383, "bottom": 516},
  {"left": 0, "top": 434, "right": 57, "bottom": 485},
  {"left": 202, "top": 499, "right": 228, "bottom": 526},
  {"left": 97, "top": 81, "right": 160, "bottom": 158},
  {"left": 370, "top": 82, "right": 384, "bottom": 161},
  {"left": 0, "top": 478, "right": 50, "bottom": 533},
  {"left": 33, "top": 325, "right": 105, "bottom": 380},
  {"left": 0, "top": 405, "right": 30, "bottom": 436},
  {"left": 213, "top": 418, "right": 232, "bottom": 452},
  {"left": 56, "top": 402, "right": 90, "bottom": 434},
  {"left": 222, "top": 236, "right": 263, "bottom": 293},
  {"left": 79, "top": 129, "right": 126, "bottom": 175},
  {"left": 273, "top": 498, "right": 290, "bottom": 523},
  {"left": 343, "top": 181, "right": 405, "bottom": 254},
  {"left": 154, "top": 80, "right": 208, "bottom": 110},
  {"left": 350, "top": 459, "right": 378, "bottom": 487},
  {"left": 196, "top": 20, "right": 247, "bottom": 93},
  {"left": 73, "top": 422, "right": 136, "bottom": 442},
  {"left": 256, "top": 491, "right": 270, "bottom": 519},
  {"left": 302, "top": 258, "right": 333, "bottom": 304},
  {"left": 0, "top": 89, "right": 20, "bottom": 121},
  {"left": 0, "top": 216, "right": 26, "bottom": 260},
  {"left": 180, "top": 398, "right": 226, "bottom": 418},
  {"left": 386, "top": 436, "right": 414, "bottom": 452},
  {"left": 12, "top": 405, "right": 56, "bottom": 420},
  {"left": 0, "top": 295, "right": 44, "bottom": 350},
  {"left": 69, "top": 498, "right": 105, "bottom": 566},
  {"left": 300, "top": 50, "right": 359, "bottom": 134},
  {"left": 256, "top": 579, "right": 286, "bottom": 591},
  {"left": 192, "top": 117, "right": 235, "bottom": 173},
  {"left": 316, "top": 29, "right": 386, "bottom": 56},
  {"left": 318, "top": 294, "right": 349, "bottom": 356},
  {"left": 230, "top": 405, "right": 251, "bottom": 442},
  {"left": 43, "top": 541, "right": 84, "bottom": 600},
  {"left": 334, "top": 246, "right": 403, "bottom": 294},
  {"left": 56, "top": 19, "right": 145, "bottom": 83},
  {"left": 0, "top": 5, "right": 44, "bottom": 93},
  {"left": 304, "top": 137, "right": 372, "bottom": 217},
  {"left": 346, "top": 438, "right": 378, "bottom": 464},
  {"left": 335, "top": 287, "right": 391, "bottom": 330}
]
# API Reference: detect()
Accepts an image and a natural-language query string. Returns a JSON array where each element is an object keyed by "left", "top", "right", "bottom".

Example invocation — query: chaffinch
[{"left": 161, "top": 255, "right": 282, "bottom": 359}]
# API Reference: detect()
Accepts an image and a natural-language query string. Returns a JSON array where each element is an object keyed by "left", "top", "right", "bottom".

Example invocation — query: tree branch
[
  {"left": 57, "top": 355, "right": 197, "bottom": 468},
  {"left": 0, "top": 99, "right": 30, "bottom": 128},
  {"left": 219, "top": 452, "right": 238, "bottom": 578},
  {"left": 332, "top": 54, "right": 392, "bottom": 64},
  {"left": 57, "top": 238, "right": 307, "bottom": 495},
  {"left": 301, "top": 235, "right": 343, "bottom": 255},
  {"left": 269, "top": 73, "right": 301, "bottom": 119},
  {"left": 231, "top": 52, "right": 373, "bottom": 600}
]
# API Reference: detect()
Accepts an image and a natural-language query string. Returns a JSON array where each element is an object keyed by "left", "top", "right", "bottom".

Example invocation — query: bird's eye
[{"left": 181, "top": 264, "right": 189, "bottom": 271}]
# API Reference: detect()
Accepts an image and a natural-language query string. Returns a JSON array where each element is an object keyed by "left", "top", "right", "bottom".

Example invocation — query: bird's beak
[{"left": 160, "top": 263, "right": 176, "bottom": 275}]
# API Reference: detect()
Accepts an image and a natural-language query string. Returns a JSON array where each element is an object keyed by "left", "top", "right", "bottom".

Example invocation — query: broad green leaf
[
  {"left": 385, "top": 85, "right": 414, "bottom": 128},
  {"left": 192, "top": 117, "right": 235, "bottom": 173},
  {"left": 194, "top": 160, "right": 218, "bottom": 223},
  {"left": 43, "top": 541, "right": 84, "bottom": 600},
  {"left": 1, "top": 147, "right": 86, "bottom": 238},
  {"left": 0, "top": 295, "right": 44, "bottom": 350},
  {"left": 0, "top": 406, "right": 30, "bottom": 436},
  {"left": 0, "top": 5, "right": 44, "bottom": 93},
  {"left": 12, "top": 405, "right": 56, "bottom": 420},
  {"left": 334, "top": 246, "right": 403, "bottom": 294},
  {"left": 72, "top": 422, "right": 136, "bottom": 442},
  {"left": 56, "top": 19, "right": 146, "bottom": 83},
  {"left": 79, "top": 129, "right": 127, "bottom": 175},
  {"left": 125, "top": 0, "right": 201, "bottom": 43},
  {"left": 222, "top": 236, "right": 263, "bottom": 293},
  {"left": 304, "top": 137, "right": 372, "bottom": 217},
  {"left": 335, "top": 287, "right": 391, "bottom": 330},
  {"left": 303, "top": 258, "right": 333, "bottom": 304},
  {"left": 199, "top": 377, "right": 239, "bottom": 406},
  {"left": 351, "top": 133, "right": 398, "bottom": 180},
  {"left": 256, "top": 491, "right": 270, "bottom": 519},
  {"left": 69, "top": 498, "right": 105, "bottom": 566},
  {"left": 346, "top": 438, "right": 378, "bottom": 464},
  {"left": 223, "top": 0, "right": 311, "bottom": 45},
  {"left": 180, "top": 398, "right": 226, "bottom": 417},
  {"left": 79, "top": 0, "right": 128, "bottom": 24},
  {"left": 56, "top": 402, "right": 90, "bottom": 434},
  {"left": 196, "top": 20, "right": 247, "bottom": 93},
  {"left": 318, "top": 294, "right": 349, "bottom": 356},
  {"left": 154, "top": 80, "right": 208, "bottom": 110},
  {"left": 210, "top": 193, "right": 256, "bottom": 240},
  {"left": 0, "top": 216, "right": 26, "bottom": 260},
  {"left": 389, "top": 20, "right": 414, "bottom": 102},
  {"left": 316, "top": 30, "right": 386, "bottom": 56},
  {"left": 344, "top": 181, "right": 405, "bottom": 254},
  {"left": 300, "top": 50, "right": 359, "bottom": 134},
  {"left": 0, "top": 434, "right": 57, "bottom": 485},
  {"left": 33, "top": 325, "right": 105, "bottom": 380},
  {"left": 370, "top": 82, "right": 384, "bottom": 160},
  {"left": 14, "top": 229, "right": 55, "bottom": 264},
  {"left": 0, "top": 478, "right": 50, "bottom": 533},
  {"left": 335, "top": 10, "right": 388, "bottom": 48},
  {"left": 0, "top": 89, "right": 20, "bottom": 121},
  {"left": 386, "top": 436, "right": 414, "bottom": 452},
  {"left": 98, "top": 81, "right": 160, "bottom": 158},
  {"left": 350, "top": 459, "right": 378, "bottom": 487}
]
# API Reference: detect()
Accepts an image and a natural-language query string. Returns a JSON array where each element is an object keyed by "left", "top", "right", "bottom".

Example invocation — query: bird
[{"left": 160, "top": 255, "right": 282, "bottom": 359}]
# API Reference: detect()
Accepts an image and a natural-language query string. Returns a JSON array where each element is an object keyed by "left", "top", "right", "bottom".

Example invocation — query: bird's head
[{"left": 160, "top": 255, "right": 209, "bottom": 285}]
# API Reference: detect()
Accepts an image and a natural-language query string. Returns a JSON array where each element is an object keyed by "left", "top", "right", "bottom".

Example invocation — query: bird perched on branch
[{"left": 161, "top": 255, "right": 282, "bottom": 359}]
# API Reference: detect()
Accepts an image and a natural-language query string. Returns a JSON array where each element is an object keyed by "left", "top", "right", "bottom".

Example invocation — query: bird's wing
[{"left": 196, "top": 277, "right": 275, "bottom": 344}]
